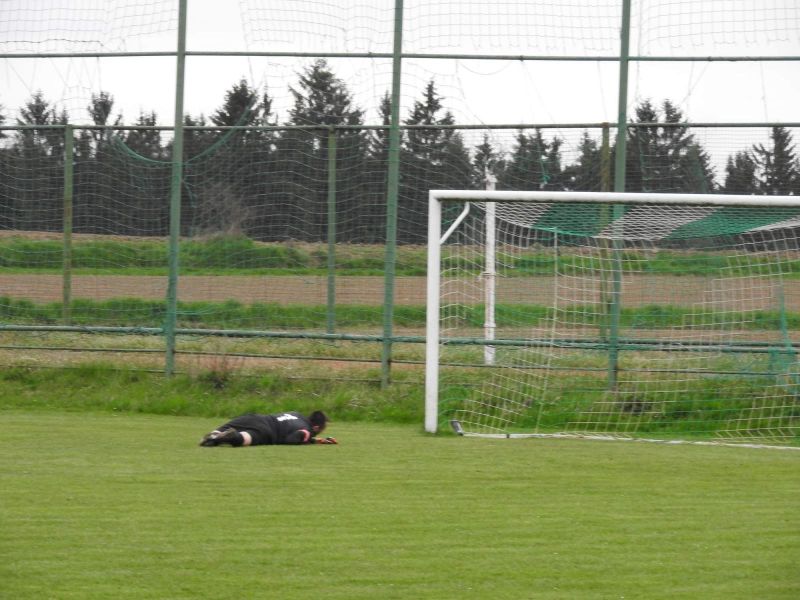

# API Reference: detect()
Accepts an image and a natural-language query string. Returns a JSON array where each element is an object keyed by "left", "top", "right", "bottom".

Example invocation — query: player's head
[{"left": 309, "top": 410, "right": 328, "bottom": 432}]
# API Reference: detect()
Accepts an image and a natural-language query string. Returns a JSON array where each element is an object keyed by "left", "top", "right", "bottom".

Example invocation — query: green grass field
[
  {"left": 2, "top": 410, "right": 799, "bottom": 599},
  {"left": 7, "top": 236, "right": 800, "bottom": 278}
]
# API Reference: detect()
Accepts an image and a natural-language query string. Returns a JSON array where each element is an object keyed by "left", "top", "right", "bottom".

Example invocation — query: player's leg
[
  {"left": 199, "top": 414, "right": 271, "bottom": 447},
  {"left": 200, "top": 426, "right": 239, "bottom": 446},
  {"left": 199, "top": 427, "right": 256, "bottom": 447},
  {"left": 214, "top": 427, "right": 248, "bottom": 446}
]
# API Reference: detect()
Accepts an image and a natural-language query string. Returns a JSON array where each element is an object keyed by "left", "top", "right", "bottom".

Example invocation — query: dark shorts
[{"left": 220, "top": 414, "right": 275, "bottom": 445}]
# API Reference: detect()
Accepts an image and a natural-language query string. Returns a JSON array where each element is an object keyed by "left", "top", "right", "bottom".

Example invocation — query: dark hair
[{"left": 309, "top": 410, "right": 328, "bottom": 429}]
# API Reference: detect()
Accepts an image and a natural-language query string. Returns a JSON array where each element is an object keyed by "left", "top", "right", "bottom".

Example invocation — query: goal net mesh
[{"left": 438, "top": 198, "right": 800, "bottom": 444}]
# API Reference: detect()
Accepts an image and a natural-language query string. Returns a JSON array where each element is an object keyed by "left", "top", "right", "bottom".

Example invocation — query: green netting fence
[
  {"left": 1, "top": 0, "right": 798, "bottom": 384},
  {"left": 1, "top": 122, "right": 798, "bottom": 380}
]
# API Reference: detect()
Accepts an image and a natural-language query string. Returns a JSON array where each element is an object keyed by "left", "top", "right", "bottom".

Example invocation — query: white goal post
[{"left": 425, "top": 190, "right": 800, "bottom": 446}]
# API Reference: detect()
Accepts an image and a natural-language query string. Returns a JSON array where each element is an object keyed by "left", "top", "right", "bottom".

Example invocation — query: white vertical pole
[
  {"left": 425, "top": 193, "right": 442, "bottom": 433},
  {"left": 484, "top": 175, "right": 497, "bottom": 366}
]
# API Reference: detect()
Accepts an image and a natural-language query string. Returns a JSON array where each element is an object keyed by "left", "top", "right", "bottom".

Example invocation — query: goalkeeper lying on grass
[{"left": 200, "top": 410, "right": 336, "bottom": 447}]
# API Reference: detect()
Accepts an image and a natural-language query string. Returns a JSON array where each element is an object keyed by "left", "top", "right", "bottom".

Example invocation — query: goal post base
[
  {"left": 449, "top": 419, "right": 465, "bottom": 435},
  {"left": 456, "top": 431, "right": 800, "bottom": 451}
]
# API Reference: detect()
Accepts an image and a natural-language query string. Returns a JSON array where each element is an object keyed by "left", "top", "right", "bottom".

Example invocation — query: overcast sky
[{"left": 1, "top": 0, "right": 799, "bottom": 172}]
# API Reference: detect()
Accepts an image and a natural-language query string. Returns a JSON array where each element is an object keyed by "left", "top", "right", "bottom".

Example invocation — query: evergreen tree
[
  {"left": 124, "top": 111, "right": 162, "bottom": 159},
  {"left": 71, "top": 92, "right": 113, "bottom": 234},
  {"left": 404, "top": 81, "right": 450, "bottom": 165},
  {"left": 74, "top": 92, "right": 122, "bottom": 162},
  {"left": 623, "top": 99, "right": 715, "bottom": 193},
  {"left": 87, "top": 92, "right": 122, "bottom": 145},
  {"left": 682, "top": 140, "right": 716, "bottom": 193},
  {"left": 116, "top": 111, "right": 169, "bottom": 236},
  {"left": 543, "top": 134, "right": 566, "bottom": 190},
  {"left": 209, "top": 78, "right": 274, "bottom": 137},
  {"left": 722, "top": 151, "right": 758, "bottom": 194},
  {"left": 15, "top": 91, "right": 66, "bottom": 158},
  {"left": 400, "top": 80, "right": 472, "bottom": 243},
  {"left": 370, "top": 92, "right": 392, "bottom": 163},
  {"left": 471, "top": 134, "right": 501, "bottom": 189},
  {"left": 498, "top": 128, "right": 563, "bottom": 191},
  {"left": 212, "top": 80, "right": 255, "bottom": 126},
  {"left": 276, "top": 59, "right": 368, "bottom": 242},
  {"left": 12, "top": 92, "right": 66, "bottom": 231},
  {"left": 358, "top": 91, "right": 394, "bottom": 243},
  {"left": 561, "top": 131, "right": 604, "bottom": 191},
  {"left": 752, "top": 126, "right": 798, "bottom": 195},
  {"left": 182, "top": 113, "right": 220, "bottom": 162},
  {"left": 440, "top": 127, "right": 473, "bottom": 187},
  {"left": 288, "top": 60, "right": 364, "bottom": 128},
  {"left": 186, "top": 78, "right": 277, "bottom": 238},
  {"left": 76, "top": 92, "right": 131, "bottom": 234}
]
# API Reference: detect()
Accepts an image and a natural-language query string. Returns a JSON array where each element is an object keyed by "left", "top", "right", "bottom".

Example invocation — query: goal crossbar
[{"left": 430, "top": 190, "right": 800, "bottom": 209}]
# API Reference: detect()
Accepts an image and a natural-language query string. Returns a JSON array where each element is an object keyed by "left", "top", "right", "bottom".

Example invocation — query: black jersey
[{"left": 221, "top": 411, "right": 316, "bottom": 445}]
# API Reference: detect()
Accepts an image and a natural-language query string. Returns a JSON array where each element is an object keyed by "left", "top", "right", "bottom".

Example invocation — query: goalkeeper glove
[{"left": 316, "top": 437, "right": 337, "bottom": 444}]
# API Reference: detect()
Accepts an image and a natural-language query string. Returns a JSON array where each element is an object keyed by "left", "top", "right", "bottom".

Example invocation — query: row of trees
[{"left": 1, "top": 59, "right": 798, "bottom": 243}]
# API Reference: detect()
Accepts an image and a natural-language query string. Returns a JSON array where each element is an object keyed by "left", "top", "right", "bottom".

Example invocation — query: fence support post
[
  {"left": 165, "top": 0, "right": 188, "bottom": 376},
  {"left": 381, "top": 0, "right": 404, "bottom": 388},
  {"left": 62, "top": 124, "right": 74, "bottom": 325},
  {"left": 327, "top": 128, "right": 337, "bottom": 334},
  {"left": 608, "top": 0, "right": 632, "bottom": 391}
]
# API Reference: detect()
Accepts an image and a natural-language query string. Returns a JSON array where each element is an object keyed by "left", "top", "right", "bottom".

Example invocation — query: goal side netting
[{"left": 426, "top": 191, "right": 800, "bottom": 446}]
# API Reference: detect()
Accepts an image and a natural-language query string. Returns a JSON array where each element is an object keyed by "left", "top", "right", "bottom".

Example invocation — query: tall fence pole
[
  {"left": 608, "top": 0, "right": 632, "bottom": 390},
  {"left": 381, "top": 0, "right": 404, "bottom": 388},
  {"left": 62, "top": 124, "right": 74, "bottom": 325},
  {"left": 327, "top": 128, "right": 337, "bottom": 334},
  {"left": 600, "top": 123, "right": 611, "bottom": 193},
  {"left": 614, "top": 1, "right": 631, "bottom": 187},
  {"left": 164, "top": 0, "right": 188, "bottom": 376}
]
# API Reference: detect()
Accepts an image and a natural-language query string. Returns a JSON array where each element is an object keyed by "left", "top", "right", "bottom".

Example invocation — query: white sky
[{"left": 1, "top": 0, "right": 799, "bottom": 173}]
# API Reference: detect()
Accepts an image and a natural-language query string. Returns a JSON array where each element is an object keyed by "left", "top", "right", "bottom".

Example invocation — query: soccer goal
[{"left": 426, "top": 190, "right": 800, "bottom": 446}]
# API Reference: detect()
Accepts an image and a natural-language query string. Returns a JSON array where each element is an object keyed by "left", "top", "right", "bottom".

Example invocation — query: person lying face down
[{"left": 199, "top": 410, "right": 336, "bottom": 446}]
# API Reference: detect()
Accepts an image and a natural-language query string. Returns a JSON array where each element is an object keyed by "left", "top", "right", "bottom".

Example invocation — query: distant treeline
[{"left": 1, "top": 59, "right": 798, "bottom": 244}]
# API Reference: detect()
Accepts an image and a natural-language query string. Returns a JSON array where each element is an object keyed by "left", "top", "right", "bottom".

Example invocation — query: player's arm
[
  {"left": 283, "top": 420, "right": 337, "bottom": 445},
  {"left": 283, "top": 428, "right": 314, "bottom": 444},
  {"left": 284, "top": 429, "right": 337, "bottom": 444}
]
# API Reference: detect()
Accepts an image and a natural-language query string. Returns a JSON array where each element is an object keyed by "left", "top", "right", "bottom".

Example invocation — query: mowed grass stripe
[{"left": 1, "top": 411, "right": 798, "bottom": 599}]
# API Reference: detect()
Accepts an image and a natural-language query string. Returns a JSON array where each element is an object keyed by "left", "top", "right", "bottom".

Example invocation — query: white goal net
[{"left": 426, "top": 191, "right": 800, "bottom": 446}]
